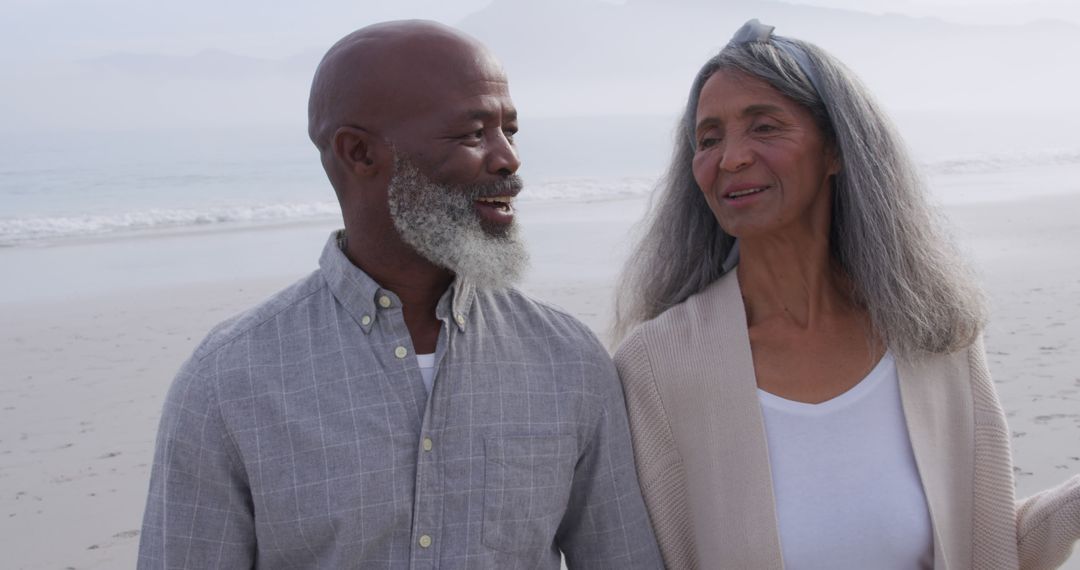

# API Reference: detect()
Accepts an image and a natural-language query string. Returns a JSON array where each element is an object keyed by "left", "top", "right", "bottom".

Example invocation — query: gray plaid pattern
[{"left": 138, "top": 231, "right": 662, "bottom": 569}]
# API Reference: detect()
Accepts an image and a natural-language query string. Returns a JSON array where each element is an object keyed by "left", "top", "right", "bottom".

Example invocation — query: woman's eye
[
  {"left": 753, "top": 123, "right": 778, "bottom": 133},
  {"left": 699, "top": 137, "right": 720, "bottom": 149}
]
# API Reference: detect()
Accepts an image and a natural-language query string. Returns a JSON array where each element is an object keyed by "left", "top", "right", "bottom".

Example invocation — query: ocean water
[{"left": 2, "top": 111, "right": 1079, "bottom": 247}]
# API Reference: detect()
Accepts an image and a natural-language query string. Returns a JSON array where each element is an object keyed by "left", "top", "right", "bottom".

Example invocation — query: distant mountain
[
  {"left": 455, "top": 0, "right": 1080, "bottom": 114},
  {"left": 72, "top": 0, "right": 1080, "bottom": 115},
  {"left": 80, "top": 48, "right": 322, "bottom": 79},
  {"left": 24, "top": 0, "right": 1077, "bottom": 134}
]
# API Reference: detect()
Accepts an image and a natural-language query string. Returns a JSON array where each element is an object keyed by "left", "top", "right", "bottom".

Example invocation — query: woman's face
[{"left": 691, "top": 69, "right": 839, "bottom": 240}]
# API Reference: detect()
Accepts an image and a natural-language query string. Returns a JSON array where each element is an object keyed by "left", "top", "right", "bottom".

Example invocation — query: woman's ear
[{"left": 826, "top": 143, "right": 842, "bottom": 177}]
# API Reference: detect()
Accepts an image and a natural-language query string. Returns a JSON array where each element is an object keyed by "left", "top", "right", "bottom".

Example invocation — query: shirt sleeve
[
  {"left": 137, "top": 355, "right": 256, "bottom": 569},
  {"left": 555, "top": 340, "right": 664, "bottom": 570}
]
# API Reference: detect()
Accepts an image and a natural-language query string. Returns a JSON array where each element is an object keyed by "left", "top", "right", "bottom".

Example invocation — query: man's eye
[
  {"left": 503, "top": 129, "right": 517, "bottom": 142},
  {"left": 460, "top": 129, "right": 484, "bottom": 140},
  {"left": 753, "top": 123, "right": 778, "bottom": 133}
]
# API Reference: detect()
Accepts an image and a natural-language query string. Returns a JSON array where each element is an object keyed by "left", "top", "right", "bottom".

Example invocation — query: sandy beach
[{"left": 1, "top": 189, "right": 1078, "bottom": 569}]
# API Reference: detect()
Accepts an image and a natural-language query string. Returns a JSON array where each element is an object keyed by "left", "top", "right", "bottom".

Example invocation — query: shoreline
[{"left": 5, "top": 155, "right": 1080, "bottom": 251}]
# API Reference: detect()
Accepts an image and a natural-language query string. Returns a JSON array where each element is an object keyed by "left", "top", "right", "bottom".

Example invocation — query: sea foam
[
  {"left": 4, "top": 146, "right": 1079, "bottom": 247},
  {"left": 0, "top": 178, "right": 659, "bottom": 246}
]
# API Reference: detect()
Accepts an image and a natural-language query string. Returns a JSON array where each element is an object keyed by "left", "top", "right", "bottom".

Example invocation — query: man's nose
[{"left": 486, "top": 130, "right": 521, "bottom": 175}]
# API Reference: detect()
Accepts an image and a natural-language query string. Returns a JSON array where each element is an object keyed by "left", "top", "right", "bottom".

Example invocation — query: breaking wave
[
  {"left": 922, "top": 148, "right": 1080, "bottom": 175},
  {"left": 0, "top": 177, "right": 658, "bottom": 246}
]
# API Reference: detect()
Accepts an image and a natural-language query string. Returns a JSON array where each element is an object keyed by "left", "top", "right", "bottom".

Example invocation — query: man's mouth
[
  {"left": 475, "top": 195, "right": 515, "bottom": 213},
  {"left": 473, "top": 195, "right": 516, "bottom": 230}
]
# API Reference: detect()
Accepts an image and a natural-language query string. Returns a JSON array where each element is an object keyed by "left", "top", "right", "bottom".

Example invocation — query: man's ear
[{"left": 331, "top": 126, "right": 387, "bottom": 177}]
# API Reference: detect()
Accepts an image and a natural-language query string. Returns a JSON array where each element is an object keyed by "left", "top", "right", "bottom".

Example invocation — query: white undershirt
[
  {"left": 416, "top": 353, "right": 436, "bottom": 394},
  {"left": 757, "top": 352, "right": 934, "bottom": 570}
]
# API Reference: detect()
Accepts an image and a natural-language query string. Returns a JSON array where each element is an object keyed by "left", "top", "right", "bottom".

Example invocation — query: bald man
[{"left": 137, "top": 21, "right": 662, "bottom": 569}]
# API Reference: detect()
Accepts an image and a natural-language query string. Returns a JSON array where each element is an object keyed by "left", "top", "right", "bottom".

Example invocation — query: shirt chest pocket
[{"left": 482, "top": 435, "right": 578, "bottom": 553}]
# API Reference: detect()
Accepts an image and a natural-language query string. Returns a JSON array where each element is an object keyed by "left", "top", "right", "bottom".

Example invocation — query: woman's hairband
[
  {"left": 687, "top": 19, "right": 826, "bottom": 150},
  {"left": 728, "top": 19, "right": 825, "bottom": 96}
]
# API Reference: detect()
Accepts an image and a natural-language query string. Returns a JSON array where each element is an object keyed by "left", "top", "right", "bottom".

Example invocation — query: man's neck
[{"left": 344, "top": 234, "right": 452, "bottom": 354}]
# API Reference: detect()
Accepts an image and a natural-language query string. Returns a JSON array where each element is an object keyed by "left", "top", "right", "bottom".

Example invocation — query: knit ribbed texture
[
  {"left": 969, "top": 341, "right": 1023, "bottom": 568},
  {"left": 1016, "top": 475, "right": 1080, "bottom": 569},
  {"left": 616, "top": 332, "right": 700, "bottom": 570}
]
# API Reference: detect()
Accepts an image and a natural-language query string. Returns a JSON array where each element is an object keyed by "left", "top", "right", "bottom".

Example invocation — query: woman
[{"left": 613, "top": 19, "right": 1080, "bottom": 570}]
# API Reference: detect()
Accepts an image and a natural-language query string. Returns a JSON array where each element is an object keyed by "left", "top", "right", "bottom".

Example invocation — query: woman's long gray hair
[{"left": 613, "top": 23, "right": 986, "bottom": 357}]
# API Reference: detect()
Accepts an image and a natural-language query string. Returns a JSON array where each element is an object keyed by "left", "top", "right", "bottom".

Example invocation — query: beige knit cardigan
[{"left": 614, "top": 271, "right": 1080, "bottom": 569}]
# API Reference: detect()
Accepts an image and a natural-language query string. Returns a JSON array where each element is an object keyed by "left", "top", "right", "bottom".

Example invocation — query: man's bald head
[
  {"left": 306, "top": 20, "right": 523, "bottom": 286},
  {"left": 307, "top": 20, "right": 501, "bottom": 154}
]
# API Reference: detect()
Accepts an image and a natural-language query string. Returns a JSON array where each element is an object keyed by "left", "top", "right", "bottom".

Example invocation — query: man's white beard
[{"left": 386, "top": 154, "right": 529, "bottom": 291}]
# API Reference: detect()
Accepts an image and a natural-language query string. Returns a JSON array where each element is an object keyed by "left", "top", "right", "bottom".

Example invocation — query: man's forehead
[
  {"left": 404, "top": 58, "right": 515, "bottom": 120},
  {"left": 420, "top": 48, "right": 508, "bottom": 88},
  {"left": 376, "top": 35, "right": 508, "bottom": 95},
  {"left": 465, "top": 106, "right": 517, "bottom": 121}
]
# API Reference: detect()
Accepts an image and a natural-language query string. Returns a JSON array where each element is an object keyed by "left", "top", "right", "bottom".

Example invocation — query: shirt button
[
  {"left": 378, "top": 295, "right": 392, "bottom": 308},
  {"left": 455, "top": 314, "right": 466, "bottom": 326},
  {"left": 361, "top": 315, "right": 371, "bottom": 326},
  {"left": 422, "top": 437, "right": 433, "bottom": 452},
  {"left": 418, "top": 534, "right": 432, "bottom": 548},
  {"left": 394, "top": 346, "right": 408, "bottom": 359}
]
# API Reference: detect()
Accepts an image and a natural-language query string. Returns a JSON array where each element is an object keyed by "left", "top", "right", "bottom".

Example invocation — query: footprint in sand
[
  {"left": 1032, "top": 413, "right": 1080, "bottom": 425},
  {"left": 1014, "top": 466, "right": 1034, "bottom": 478},
  {"left": 86, "top": 529, "right": 140, "bottom": 552}
]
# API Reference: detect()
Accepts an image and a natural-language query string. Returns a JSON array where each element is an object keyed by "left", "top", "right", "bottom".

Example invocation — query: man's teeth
[
  {"left": 476, "top": 196, "right": 513, "bottom": 206},
  {"left": 728, "top": 186, "right": 767, "bottom": 198}
]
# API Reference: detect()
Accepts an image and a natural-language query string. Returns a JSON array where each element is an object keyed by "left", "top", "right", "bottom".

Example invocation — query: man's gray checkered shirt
[{"left": 138, "top": 232, "right": 662, "bottom": 569}]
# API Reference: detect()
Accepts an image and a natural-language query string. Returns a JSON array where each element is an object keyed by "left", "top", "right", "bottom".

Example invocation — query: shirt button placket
[{"left": 416, "top": 436, "right": 435, "bottom": 562}]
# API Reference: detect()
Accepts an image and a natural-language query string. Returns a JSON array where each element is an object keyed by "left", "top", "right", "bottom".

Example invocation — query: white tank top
[
  {"left": 416, "top": 353, "right": 436, "bottom": 394},
  {"left": 757, "top": 352, "right": 934, "bottom": 569}
]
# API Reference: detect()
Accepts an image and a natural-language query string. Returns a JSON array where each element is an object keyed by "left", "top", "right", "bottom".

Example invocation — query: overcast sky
[
  {"left": 7, "top": 0, "right": 1078, "bottom": 61},
  {"left": 3, "top": 0, "right": 1078, "bottom": 132},
  {"left": 785, "top": 0, "right": 1080, "bottom": 25}
]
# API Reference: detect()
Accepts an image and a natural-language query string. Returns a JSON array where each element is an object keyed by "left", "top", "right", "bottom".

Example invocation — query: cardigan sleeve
[
  {"left": 968, "top": 340, "right": 1080, "bottom": 568},
  {"left": 1015, "top": 475, "right": 1080, "bottom": 570},
  {"left": 614, "top": 331, "right": 699, "bottom": 570}
]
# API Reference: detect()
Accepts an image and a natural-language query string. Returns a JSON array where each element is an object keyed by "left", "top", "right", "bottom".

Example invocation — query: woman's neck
[{"left": 736, "top": 231, "right": 855, "bottom": 329}]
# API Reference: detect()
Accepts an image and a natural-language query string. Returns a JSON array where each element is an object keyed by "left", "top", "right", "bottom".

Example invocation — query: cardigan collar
[{"left": 660, "top": 270, "right": 974, "bottom": 569}]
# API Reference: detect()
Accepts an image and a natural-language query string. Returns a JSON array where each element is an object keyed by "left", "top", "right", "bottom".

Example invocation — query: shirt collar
[{"left": 318, "top": 230, "right": 476, "bottom": 333}]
